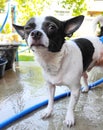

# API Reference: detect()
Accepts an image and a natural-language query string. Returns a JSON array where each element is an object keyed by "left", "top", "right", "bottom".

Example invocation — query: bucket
[
  {"left": 0, "top": 58, "right": 8, "bottom": 78},
  {"left": 0, "top": 44, "right": 20, "bottom": 70}
]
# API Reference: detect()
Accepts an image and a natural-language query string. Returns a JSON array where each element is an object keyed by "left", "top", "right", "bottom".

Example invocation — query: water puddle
[{"left": 0, "top": 62, "right": 103, "bottom": 130}]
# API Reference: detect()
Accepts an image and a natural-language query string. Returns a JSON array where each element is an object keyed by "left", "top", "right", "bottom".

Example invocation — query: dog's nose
[{"left": 31, "top": 30, "right": 42, "bottom": 40}]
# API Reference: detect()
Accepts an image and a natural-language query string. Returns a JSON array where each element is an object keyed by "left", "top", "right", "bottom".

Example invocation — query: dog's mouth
[
  {"left": 30, "top": 40, "right": 45, "bottom": 48},
  {"left": 27, "top": 32, "right": 49, "bottom": 49},
  {"left": 31, "top": 42, "right": 44, "bottom": 47}
]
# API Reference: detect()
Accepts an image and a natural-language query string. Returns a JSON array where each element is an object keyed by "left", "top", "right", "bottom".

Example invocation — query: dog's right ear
[{"left": 13, "top": 24, "right": 25, "bottom": 39}]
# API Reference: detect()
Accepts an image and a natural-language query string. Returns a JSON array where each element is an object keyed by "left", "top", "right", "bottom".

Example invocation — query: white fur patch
[
  {"left": 27, "top": 16, "right": 49, "bottom": 48},
  {"left": 35, "top": 16, "right": 45, "bottom": 30}
]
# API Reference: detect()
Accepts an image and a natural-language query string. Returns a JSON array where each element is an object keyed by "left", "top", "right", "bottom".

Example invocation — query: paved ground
[{"left": 0, "top": 61, "right": 103, "bottom": 130}]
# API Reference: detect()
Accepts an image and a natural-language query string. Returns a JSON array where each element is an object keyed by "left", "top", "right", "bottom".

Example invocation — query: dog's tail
[{"left": 92, "top": 15, "right": 103, "bottom": 36}]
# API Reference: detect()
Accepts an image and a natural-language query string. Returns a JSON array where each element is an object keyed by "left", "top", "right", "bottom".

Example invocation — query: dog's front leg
[
  {"left": 64, "top": 86, "right": 80, "bottom": 127},
  {"left": 42, "top": 82, "right": 55, "bottom": 119}
]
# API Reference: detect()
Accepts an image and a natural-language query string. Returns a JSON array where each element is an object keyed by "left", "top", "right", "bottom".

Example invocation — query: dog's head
[
  {"left": 98, "top": 26, "right": 103, "bottom": 37},
  {"left": 13, "top": 15, "right": 84, "bottom": 52}
]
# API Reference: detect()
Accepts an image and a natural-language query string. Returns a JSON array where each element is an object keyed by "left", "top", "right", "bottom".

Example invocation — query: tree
[
  {"left": 15, "top": 0, "right": 51, "bottom": 25},
  {"left": 59, "top": 0, "right": 87, "bottom": 16},
  {"left": 0, "top": 0, "right": 6, "bottom": 12}
]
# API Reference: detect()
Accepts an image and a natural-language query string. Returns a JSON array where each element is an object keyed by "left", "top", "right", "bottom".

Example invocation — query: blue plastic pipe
[
  {"left": 0, "top": 3, "right": 10, "bottom": 32},
  {"left": 0, "top": 78, "right": 103, "bottom": 129}
]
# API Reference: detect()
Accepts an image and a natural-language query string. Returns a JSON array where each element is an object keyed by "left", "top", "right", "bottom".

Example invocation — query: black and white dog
[
  {"left": 13, "top": 15, "right": 103, "bottom": 127},
  {"left": 92, "top": 15, "right": 103, "bottom": 36}
]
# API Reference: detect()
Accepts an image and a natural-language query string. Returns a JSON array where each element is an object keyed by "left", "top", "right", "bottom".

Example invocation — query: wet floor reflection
[{"left": 0, "top": 62, "right": 103, "bottom": 130}]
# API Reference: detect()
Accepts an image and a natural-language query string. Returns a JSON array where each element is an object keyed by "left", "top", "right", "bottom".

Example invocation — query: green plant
[
  {"left": 18, "top": 52, "right": 34, "bottom": 61},
  {"left": 1, "top": 22, "right": 12, "bottom": 34},
  {"left": 18, "top": 47, "right": 34, "bottom": 61},
  {"left": 0, "top": 0, "right": 6, "bottom": 12},
  {"left": 59, "top": 0, "right": 87, "bottom": 16},
  {"left": 15, "top": 0, "right": 52, "bottom": 25}
]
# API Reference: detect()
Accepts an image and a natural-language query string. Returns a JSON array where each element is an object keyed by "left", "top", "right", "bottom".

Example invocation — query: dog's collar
[{"left": 99, "top": 36, "right": 103, "bottom": 43}]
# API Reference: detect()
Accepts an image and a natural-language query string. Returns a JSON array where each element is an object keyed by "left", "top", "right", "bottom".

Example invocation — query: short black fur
[
  {"left": 42, "top": 16, "right": 65, "bottom": 52},
  {"left": 74, "top": 38, "right": 94, "bottom": 71}
]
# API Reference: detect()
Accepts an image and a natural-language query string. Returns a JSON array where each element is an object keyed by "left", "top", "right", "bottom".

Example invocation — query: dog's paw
[
  {"left": 41, "top": 108, "right": 52, "bottom": 119},
  {"left": 63, "top": 120, "right": 75, "bottom": 128},
  {"left": 41, "top": 112, "right": 52, "bottom": 119},
  {"left": 81, "top": 86, "right": 89, "bottom": 93},
  {"left": 63, "top": 111, "right": 75, "bottom": 127},
  {"left": 63, "top": 118, "right": 75, "bottom": 128}
]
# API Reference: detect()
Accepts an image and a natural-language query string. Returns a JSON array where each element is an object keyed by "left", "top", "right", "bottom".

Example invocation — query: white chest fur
[
  {"left": 33, "top": 46, "right": 65, "bottom": 75},
  {"left": 32, "top": 42, "right": 83, "bottom": 86}
]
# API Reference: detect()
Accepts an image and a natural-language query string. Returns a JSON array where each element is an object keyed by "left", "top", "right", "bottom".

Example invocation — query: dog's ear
[
  {"left": 13, "top": 24, "right": 25, "bottom": 39},
  {"left": 64, "top": 15, "right": 84, "bottom": 37}
]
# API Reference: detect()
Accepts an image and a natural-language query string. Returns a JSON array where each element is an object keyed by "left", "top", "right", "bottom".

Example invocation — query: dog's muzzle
[
  {"left": 31, "top": 30, "right": 42, "bottom": 40},
  {"left": 29, "top": 30, "right": 45, "bottom": 48}
]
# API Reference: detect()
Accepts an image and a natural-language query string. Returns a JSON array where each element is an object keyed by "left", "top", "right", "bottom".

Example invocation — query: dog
[
  {"left": 13, "top": 15, "right": 103, "bottom": 127},
  {"left": 92, "top": 15, "right": 103, "bottom": 36}
]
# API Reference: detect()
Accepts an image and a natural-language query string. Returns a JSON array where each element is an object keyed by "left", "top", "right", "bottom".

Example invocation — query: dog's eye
[
  {"left": 25, "top": 23, "right": 35, "bottom": 31},
  {"left": 25, "top": 26, "right": 32, "bottom": 31},
  {"left": 24, "top": 26, "right": 33, "bottom": 35},
  {"left": 48, "top": 24, "right": 56, "bottom": 32}
]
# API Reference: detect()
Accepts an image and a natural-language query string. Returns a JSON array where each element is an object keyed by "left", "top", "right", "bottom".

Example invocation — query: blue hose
[
  {"left": 0, "top": 3, "right": 10, "bottom": 32},
  {"left": 0, "top": 78, "right": 103, "bottom": 129},
  {"left": 99, "top": 36, "right": 103, "bottom": 43}
]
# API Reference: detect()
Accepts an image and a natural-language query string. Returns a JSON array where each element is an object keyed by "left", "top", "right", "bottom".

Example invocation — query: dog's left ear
[
  {"left": 64, "top": 15, "right": 84, "bottom": 37},
  {"left": 13, "top": 24, "right": 25, "bottom": 39}
]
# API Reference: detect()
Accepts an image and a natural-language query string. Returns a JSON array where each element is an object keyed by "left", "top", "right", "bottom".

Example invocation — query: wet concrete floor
[{"left": 0, "top": 61, "right": 103, "bottom": 130}]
